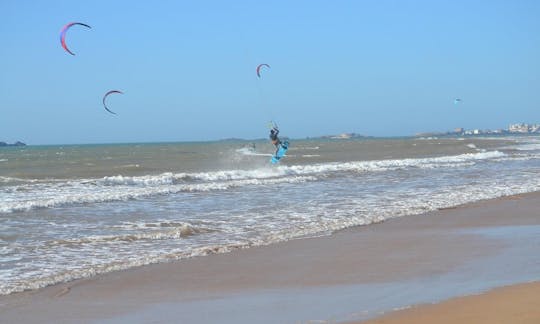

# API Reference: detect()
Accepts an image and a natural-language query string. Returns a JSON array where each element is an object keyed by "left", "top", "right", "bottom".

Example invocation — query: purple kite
[
  {"left": 256, "top": 63, "right": 270, "bottom": 78},
  {"left": 60, "top": 22, "right": 91, "bottom": 55},
  {"left": 102, "top": 90, "right": 123, "bottom": 115}
]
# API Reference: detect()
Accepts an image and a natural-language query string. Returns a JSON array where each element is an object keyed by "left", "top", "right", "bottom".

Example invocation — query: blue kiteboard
[{"left": 270, "top": 141, "right": 289, "bottom": 164}]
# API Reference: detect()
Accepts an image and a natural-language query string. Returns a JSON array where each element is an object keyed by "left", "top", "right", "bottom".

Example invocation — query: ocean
[{"left": 1, "top": 135, "right": 539, "bottom": 295}]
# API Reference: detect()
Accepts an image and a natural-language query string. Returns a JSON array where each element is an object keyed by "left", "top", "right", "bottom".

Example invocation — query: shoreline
[{"left": 1, "top": 191, "right": 539, "bottom": 323}]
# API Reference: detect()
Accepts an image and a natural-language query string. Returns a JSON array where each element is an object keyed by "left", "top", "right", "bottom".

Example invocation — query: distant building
[
  {"left": 323, "top": 133, "right": 366, "bottom": 139},
  {"left": 507, "top": 123, "right": 540, "bottom": 133},
  {"left": 509, "top": 123, "right": 530, "bottom": 133},
  {"left": 331, "top": 133, "right": 354, "bottom": 139},
  {"left": 417, "top": 122, "right": 538, "bottom": 138}
]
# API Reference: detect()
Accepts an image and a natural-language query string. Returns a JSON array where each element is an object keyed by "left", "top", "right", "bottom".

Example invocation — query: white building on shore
[{"left": 508, "top": 123, "right": 540, "bottom": 133}]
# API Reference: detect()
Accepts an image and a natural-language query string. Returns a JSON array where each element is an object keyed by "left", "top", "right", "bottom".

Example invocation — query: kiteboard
[{"left": 270, "top": 141, "right": 289, "bottom": 164}]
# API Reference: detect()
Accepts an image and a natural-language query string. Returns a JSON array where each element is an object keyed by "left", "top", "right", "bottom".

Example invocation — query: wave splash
[{"left": 1, "top": 150, "right": 535, "bottom": 214}]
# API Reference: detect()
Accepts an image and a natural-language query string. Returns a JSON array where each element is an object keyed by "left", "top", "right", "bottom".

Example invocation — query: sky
[{"left": 1, "top": 0, "right": 539, "bottom": 145}]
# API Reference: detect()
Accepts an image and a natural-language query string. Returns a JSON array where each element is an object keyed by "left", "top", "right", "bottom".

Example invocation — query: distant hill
[{"left": 0, "top": 141, "right": 26, "bottom": 147}]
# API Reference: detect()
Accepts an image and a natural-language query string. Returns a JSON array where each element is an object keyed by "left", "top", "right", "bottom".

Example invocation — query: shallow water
[{"left": 1, "top": 135, "right": 539, "bottom": 295}]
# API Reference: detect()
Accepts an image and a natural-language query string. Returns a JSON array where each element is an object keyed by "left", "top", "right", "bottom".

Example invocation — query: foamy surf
[
  {"left": 235, "top": 147, "right": 272, "bottom": 156},
  {"left": 0, "top": 150, "right": 508, "bottom": 214},
  {"left": 0, "top": 176, "right": 317, "bottom": 213},
  {"left": 1, "top": 137, "right": 540, "bottom": 296}
]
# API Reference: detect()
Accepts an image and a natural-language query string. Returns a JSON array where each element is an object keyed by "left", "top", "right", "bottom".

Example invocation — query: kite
[
  {"left": 256, "top": 64, "right": 270, "bottom": 78},
  {"left": 60, "top": 22, "right": 91, "bottom": 55},
  {"left": 454, "top": 98, "right": 463, "bottom": 105},
  {"left": 102, "top": 90, "right": 123, "bottom": 115}
]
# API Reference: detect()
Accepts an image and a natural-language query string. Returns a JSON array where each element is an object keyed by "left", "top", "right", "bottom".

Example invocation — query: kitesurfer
[
  {"left": 269, "top": 126, "right": 281, "bottom": 152},
  {"left": 267, "top": 122, "right": 289, "bottom": 163}
]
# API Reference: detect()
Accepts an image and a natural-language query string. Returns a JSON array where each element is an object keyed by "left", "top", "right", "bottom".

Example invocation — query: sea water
[{"left": 1, "top": 136, "right": 539, "bottom": 295}]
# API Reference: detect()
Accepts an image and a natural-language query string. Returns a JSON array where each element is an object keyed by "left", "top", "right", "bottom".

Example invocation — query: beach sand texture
[{"left": 360, "top": 281, "right": 540, "bottom": 324}]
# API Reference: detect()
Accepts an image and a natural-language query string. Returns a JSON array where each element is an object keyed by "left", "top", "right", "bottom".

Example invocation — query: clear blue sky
[{"left": 1, "top": 0, "right": 539, "bottom": 144}]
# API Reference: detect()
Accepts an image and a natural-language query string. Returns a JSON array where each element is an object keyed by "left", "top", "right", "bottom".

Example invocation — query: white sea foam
[
  {"left": 294, "top": 146, "right": 320, "bottom": 150},
  {"left": 116, "top": 164, "right": 140, "bottom": 168},
  {"left": 47, "top": 223, "right": 209, "bottom": 247},
  {"left": 287, "top": 151, "right": 505, "bottom": 175},
  {"left": 497, "top": 137, "right": 540, "bottom": 151},
  {"left": 0, "top": 242, "right": 245, "bottom": 295},
  {"left": 0, "top": 150, "right": 518, "bottom": 214},
  {"left": 0, "top": 176, "right": 317, "bottom": 213},
  {"left": 3, "top": 176, "right": 539, "bottom": 296},
  {"left": 1, "top": 161, "right": 540, "bottom": 295},
  {"left": 235, "top": 147, "right": 272, "bottom": 156},
  {"left": 0, "top": 176, "right": 14, "bottom": 183},
  {"left": 512, "top": 143, "right": 540, "bottom": 151},
  {"left": 0, "top": 176, "right": 70, "bottom": 184}
]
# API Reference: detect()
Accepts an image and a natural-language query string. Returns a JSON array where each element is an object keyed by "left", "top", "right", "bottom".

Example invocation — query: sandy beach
[
  {"left": 1, "top": 191, "right": 539, "bottom": 323},
  {"left": 359, "top": 281, "right": 540, "bottom": 324}
]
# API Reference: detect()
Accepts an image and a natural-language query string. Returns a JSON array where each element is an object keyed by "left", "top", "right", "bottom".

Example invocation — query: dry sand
[
  {"left": 360, "top": 281, "right": 540, "bottom": 324},
  {"left": 1, "top": 192, "right": 539, "bottom": 323}
]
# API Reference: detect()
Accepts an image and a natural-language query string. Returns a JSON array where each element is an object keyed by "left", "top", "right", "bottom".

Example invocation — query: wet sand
[{"left": 1, "top": 192, "right": 539, "bottom": 323}]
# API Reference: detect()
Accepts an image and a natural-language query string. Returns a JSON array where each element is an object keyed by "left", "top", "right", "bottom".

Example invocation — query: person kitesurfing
[
  {"left": 269, "top": 125, "right": 280, "bottom": 146},
  {"left": 269, "top": 122, "right": 281, "bottom": 153},
  {"left": 268, "top": 121, "right": 289, "bottom": 164},
  {"left": 256, "top": 65, "right": 289, "bottom": 164}
]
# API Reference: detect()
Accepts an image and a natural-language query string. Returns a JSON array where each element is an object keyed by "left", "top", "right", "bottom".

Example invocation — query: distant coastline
[
  {"left": 304, "top": 123, "right": 540, "bottom": 141},
  {"left": 0, "top": 141, "right": 26, "bottom": 147},
  {"left": 307, "top": 132, "right": 372, "bottom": 140},
  {"left": 415, "top": 123, "right": 540, "bottom": 138},
  {"left": 5, "top": 122, "right": 540, "bottom": 147}
]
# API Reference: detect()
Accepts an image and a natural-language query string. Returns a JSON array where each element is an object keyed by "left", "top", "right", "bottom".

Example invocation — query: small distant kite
[
  {"left": 102, "top": 90, "right": 123, "bottom": 115},
  {"left": 256, "top": 63, "right": 270, "bottom": 78},
  {"left": 60, "top": 22, "right": 91, "bottom": 55},
  {"left": 454, "top": 98, "right": 463, "bottom": 105}
]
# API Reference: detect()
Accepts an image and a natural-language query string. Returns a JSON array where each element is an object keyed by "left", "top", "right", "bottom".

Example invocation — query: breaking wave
[{"left": 0, "top": 150, "right": 517, "bottom": 214}]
